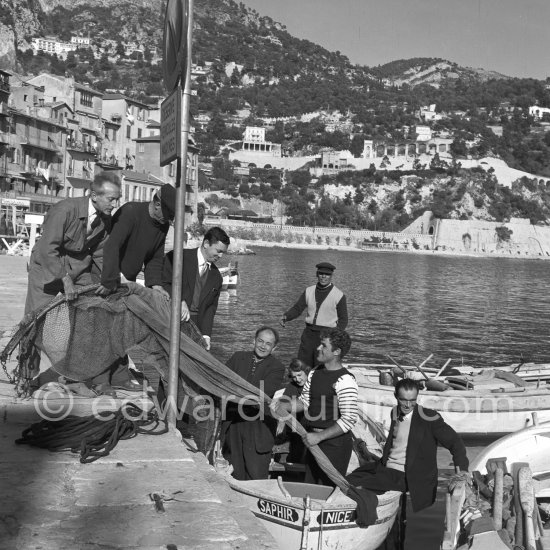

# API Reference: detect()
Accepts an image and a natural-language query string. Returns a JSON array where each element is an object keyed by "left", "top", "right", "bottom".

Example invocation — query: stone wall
[
  {"left": 434, "top": 218, "right": 550, "bottom": 257},
  {"left": 203, "top": 218, "right": 433, "bottom": 249}
]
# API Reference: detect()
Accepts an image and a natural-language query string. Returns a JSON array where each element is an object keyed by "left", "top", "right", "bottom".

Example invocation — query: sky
[{"left": 241, "top": 0, "right": 550, "bottom": 79}]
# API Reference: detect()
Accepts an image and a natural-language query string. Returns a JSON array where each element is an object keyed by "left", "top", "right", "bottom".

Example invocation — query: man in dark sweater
[
  {"left": 220, "top": 326, "right": 286, "bottom": 480},
  {"left": 96, "top": 184, "right": 176, "bottom": 296},
  {"left": 91, "top": 184, "right": 175, "bottom": 394},
  {"left": 280, "top": 262, "right": 348, "bottom": 367}
]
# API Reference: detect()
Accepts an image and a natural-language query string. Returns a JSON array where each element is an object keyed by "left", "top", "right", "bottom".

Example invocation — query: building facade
[{"left": 102, "top": 94, "right": 157, "bottom": 170}]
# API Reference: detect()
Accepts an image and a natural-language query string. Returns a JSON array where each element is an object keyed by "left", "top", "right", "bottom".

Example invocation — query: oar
[
  {"left": 386, "top": 355, "right": 407, "bottom": 376},
  {"left": 493, "top": 465, "right": 504, "bottom": 530},
  {"left": 518, "top": 466, "right": 536, "bottom": 550},
  {"left": 435, "top": 358, "right": 452, "bottom": 378},
  {"left": 414, "top": 354, "right": 433, "bottom": 380}
]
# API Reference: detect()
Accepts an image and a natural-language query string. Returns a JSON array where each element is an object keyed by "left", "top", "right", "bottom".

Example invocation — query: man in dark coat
[
  {"left": 162, "top": 226, "right": 230, "bottom": 350},
  {"left": 25, "top": 172, "right": 121, "bottom": 313},
  {"left": 23, "top": 172, "right": 121, "bottom": 386},
  {"left": 346, "top": 378, "right": 469, "bottom": 513},
  {"left": 221, "top": 326, "right": 286, "bottom": 480},
  {"left": 96, "top": 183, "right": 176, "bottom": 297}
]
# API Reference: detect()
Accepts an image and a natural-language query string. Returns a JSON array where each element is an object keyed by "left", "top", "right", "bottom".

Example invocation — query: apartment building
[{"left": 102, "top": 94, "right": 157, "bottom": 170}]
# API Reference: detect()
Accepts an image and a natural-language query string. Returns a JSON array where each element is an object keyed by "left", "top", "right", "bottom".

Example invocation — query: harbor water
[{"left": 211, "top": 247, "right": 548, "bottom": 549}]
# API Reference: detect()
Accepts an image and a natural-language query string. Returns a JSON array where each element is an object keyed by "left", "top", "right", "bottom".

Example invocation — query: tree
[
  {"left": 354, "top": 187, "right": 364, "bottom": 205},
  {"left": 349, "top": 134, "right": 365, "bottom": 157},
  {"left": 367, "top": 199, "right": 378, "bottom": 216}
]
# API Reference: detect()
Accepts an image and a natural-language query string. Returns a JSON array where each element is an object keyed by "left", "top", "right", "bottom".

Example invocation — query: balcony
[
  {"left": 20, "top": 136, "right": 61, "bottom": 153},
  {"left": 0, "top": 102, "right": 9, "bottom": 116},
  {"left": 0, "top": 131, "right": 9, "bottom": 144},
  {"left": 96, "top": 154, "right": 120, "bottom": 167},
  {"left": 0, "top": 79, "right": 9, "bottom": 94},
  {"left": 66, "top": 139, "right": 98, "bottom": 156}
]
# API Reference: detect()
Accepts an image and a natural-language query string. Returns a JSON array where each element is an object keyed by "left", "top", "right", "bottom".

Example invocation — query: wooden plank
[{"left": 441, "top": 481, "right": 466, "bottom": 550}]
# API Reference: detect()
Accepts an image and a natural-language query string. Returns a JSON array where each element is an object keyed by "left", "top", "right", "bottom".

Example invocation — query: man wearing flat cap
[
  {"left": 92, "top": 184, "right": 177, "bottom": 395},
  {"left": 97, "top": 183, "right": 176, "bottom": 297},
  {"left": 281, "top": 262, "right": 348, "bottom": 367}
]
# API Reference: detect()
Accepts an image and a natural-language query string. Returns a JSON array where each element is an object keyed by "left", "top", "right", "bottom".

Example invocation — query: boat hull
[
  {"left": 227, "top": 479, "right": 401, "bottom": 550},
  {"left": 351, "top": 368, "right": 550, "bottom": 437},
  {"left": 469, "top": 422, "right": 550, "bottom": 481}
]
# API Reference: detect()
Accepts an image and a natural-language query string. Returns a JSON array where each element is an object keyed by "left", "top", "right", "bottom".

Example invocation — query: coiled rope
[{"left": 15, "top": 403, "right": 168, "bottom": 463}]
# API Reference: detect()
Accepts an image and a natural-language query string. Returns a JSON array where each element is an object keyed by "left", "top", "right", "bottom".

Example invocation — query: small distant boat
[
  {"left": 229, "top": 247, "right": 256, "bottom": 255},
  {"left": 226, "top": 477, "right": 401, "bottom": 550},
  {"left": 219, "top": 261, "right": 239, "bottom": 290}
]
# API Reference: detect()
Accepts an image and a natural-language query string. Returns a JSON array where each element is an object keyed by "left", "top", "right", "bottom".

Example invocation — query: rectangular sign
[
  {"left": 25, "top": 214, "right": 44, "bottom": 225},
  {"left": 2, "top": 198, "right": 31, "bottom": 207},
  {"left": 160, "top": 86, "right": 182, "bottom": 166}
]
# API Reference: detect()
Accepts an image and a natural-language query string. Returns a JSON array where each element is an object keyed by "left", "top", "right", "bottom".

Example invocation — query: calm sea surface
[
  {"left": 211, "top": 247, "right": 549, "bottom": 549},
  {"left": 212, "top": 247, "right": 550, "bottom": 367}
]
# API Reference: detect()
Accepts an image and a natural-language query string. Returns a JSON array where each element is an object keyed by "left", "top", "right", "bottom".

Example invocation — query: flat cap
[
  {"left": 159, "top": 184, "right": 176, "bottom": 221},
  {"left": 316, "top": 262, "right": 335, "bottom": 274}
]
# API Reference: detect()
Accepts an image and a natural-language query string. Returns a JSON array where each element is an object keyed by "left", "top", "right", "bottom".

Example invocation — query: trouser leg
[
  {"left": 297, "top": 328, "right": 321, "bottom": 368},
  {"left": 304, "top": 431, "right": 353, "bottom": 486}
]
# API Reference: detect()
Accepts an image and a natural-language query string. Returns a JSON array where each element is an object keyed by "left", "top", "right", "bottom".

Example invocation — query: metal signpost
[{"left": 161, "top": 0, "right": 194, "bottom": 428}]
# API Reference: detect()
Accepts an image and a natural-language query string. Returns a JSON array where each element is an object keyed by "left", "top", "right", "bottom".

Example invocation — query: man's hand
[
  {"left": 269, "top": 399, "right": 290, "bottom": 420},
  {"left": 95, "top": 284, "right": 115, "bottom": 297},
  {"left": 62, "top": 275, "right": 78, "bottom": 301},
  {"left": 152, "top": 285, "right": 170, "bottom": 300},
  {"left": 448, "top": 470, "right": 471, "bottom": 493},
  {"left": 203, "top": 335, "right": 211, "bottom": 350},
  {"left": 279, "top": 315, "right": 286, "bottom": 327},
  {"left": 302, "top": 432, "right": 323, "bottom": 447},
  {"left": 180, "top": 300, "right": 190, "bottom": 322}
]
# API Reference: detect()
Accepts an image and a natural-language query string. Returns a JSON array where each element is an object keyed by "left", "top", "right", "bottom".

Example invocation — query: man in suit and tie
[
  {"left": 25, "top": 171, "right": 121, "bottom": 314},
  {"left": 345, "top": 378, "right": 469, "bottom": 513},
  {"left": 162, "top": 226, "right": 230, "bottom": 350},
  {"left": 24, "top": 172, "right": 121, "bottom": 386}
]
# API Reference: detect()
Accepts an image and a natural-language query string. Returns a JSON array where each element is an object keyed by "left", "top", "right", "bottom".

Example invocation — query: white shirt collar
[
  {"left": 197, "top": 246, "right": 209, "bottom": 269},
  {"left": 88, "top": 198, "right": 97, "bottom": 219}
]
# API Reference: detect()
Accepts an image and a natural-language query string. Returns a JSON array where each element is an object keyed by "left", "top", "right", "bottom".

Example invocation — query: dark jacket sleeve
[
  {"left": 161, "top": 250, "right": 174, "bottom": 296},
  {"left": 101, "top": 206, "right": 134, "bottom": 290},
  {"left": 336, "top": 294, "right": 348, "bottom": 330},
  {"left": 262, "top": 358, "right": 287, "bottom": 397},
  {"left": 284, "top": 291, "right": 307, "bottom": 321},
  {"left": 143, "top": 238, "right": 165, "bottom": 287},
  {"left": 431, "top": 414, "right": 469, "bottom": 471},
  {"left": 199, "top": 268, "right": 222, "bottom": 337}
]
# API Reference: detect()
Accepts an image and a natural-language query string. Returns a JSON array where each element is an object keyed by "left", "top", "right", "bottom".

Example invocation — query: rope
[{"left": 15, "top": 403, "right": 167, "bottom": 464}]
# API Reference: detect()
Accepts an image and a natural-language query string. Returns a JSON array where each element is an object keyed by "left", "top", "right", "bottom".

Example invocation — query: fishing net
[{"left": 1, "top": 283, "right": 353, "bottom": 494}]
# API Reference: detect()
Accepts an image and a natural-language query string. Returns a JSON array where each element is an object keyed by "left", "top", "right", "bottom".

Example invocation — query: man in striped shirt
[{"left": 272, "top": 328, "right": 358, "bottom": 486}]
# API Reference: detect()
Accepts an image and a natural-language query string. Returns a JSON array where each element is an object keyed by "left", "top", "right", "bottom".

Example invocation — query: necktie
[
  {"left": 87, "top": 213, "right": 101, "bottom": 236},
  {"left": 200, "top": 262, "right": 210, "bottom": 279}
]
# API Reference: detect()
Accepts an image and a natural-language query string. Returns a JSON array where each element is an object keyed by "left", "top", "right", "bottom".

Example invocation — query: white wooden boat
[
  {"left": 219, "top": 262, "right": 238, "bottom": 290},
  {"left": 349, "top": 367, "right": 550, "bottom": 438},
  {"left": 469, "top": 421, "right": 550, "bottom": 497},
  {"left": 226, "top": 477, "right": 401, "bottom": 550},
  {"left": 346, "top": 362, "right": 550, "bottom": 383}
]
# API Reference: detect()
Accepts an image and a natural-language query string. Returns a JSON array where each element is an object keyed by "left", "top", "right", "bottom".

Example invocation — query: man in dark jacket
[
  {"left": 96, "top": 183, "right": 176, "bottom": 297},
  {"left": 346, "top": 378, "right": 469, "bottom": 513},
  {"left": 24, "top": 172, "right": 121, "bottom": 386},
  {"left": 162, "top": 226, "right": 230, "bottom": 350},
  {"left": 220, "top": 326, "right": 286, "bottom": 480}
]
